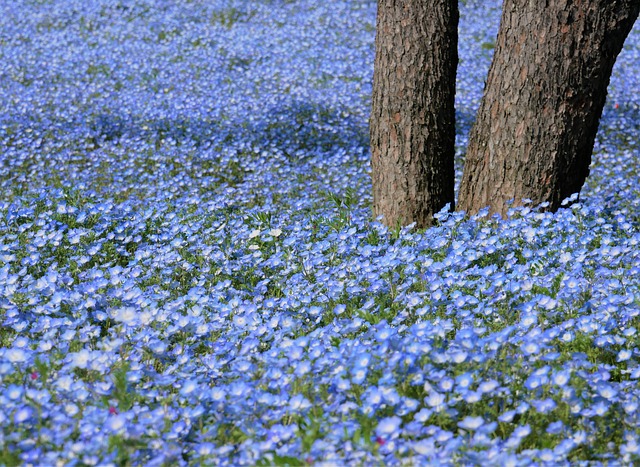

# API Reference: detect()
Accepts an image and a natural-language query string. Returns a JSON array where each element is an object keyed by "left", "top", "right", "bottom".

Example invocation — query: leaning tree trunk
[
  {"left": 458, "top": 0, "right": 640, "bottom": 217},
  {"left": 370, "top": 0, "right": 458, "bottom": 228}
]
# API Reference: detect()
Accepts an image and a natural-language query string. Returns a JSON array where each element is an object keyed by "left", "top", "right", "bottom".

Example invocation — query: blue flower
[
  {"left": 375, "top": 416, "right": 402, "bottom": 438},
  {"left": 531, "top": 398, "right": 556, "bottom": 414},
  {"left": 458, "top": 416, "right": 484, "bottom": 431},
  {"left": 546, "top": 421, "right": 564, "bottom": 435},
  {"left": 14, "top": 406, "right": 33, "bottom": 424}
]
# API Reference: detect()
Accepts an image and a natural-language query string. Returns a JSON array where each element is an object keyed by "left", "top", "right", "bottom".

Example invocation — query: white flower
[
  {"left": 249, "top": 229, "right": 261, "bottom": 239},
  {"left": 268, "top": 228, "right": 282, "bottom": 237}
]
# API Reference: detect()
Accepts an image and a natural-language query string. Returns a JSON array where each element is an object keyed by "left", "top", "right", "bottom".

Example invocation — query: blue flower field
[{"left": 1, "top": 0, "right": 640, "bottom": 464}]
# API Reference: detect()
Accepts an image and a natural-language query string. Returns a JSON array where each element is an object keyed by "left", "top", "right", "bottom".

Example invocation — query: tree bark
[
  {"left": 458, "top": 0, "right": 640, "bottom": 217},
  {"left": 370, "top": 0, "right": 458, "bottom": 228}
]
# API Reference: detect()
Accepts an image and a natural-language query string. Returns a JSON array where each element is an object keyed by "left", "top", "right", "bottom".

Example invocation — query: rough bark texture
[
  {"left": 370, "top": 0, "right": 458, "bottom": 228},
  {"left": 458, "top": 0, "right": 640, "bottom": 217}
]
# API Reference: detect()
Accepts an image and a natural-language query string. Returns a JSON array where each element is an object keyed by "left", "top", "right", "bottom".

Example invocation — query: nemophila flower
[
  {"left": 105, "top": 414, "right": 127, "bottom": 434},
  {"left": 552, "top": 369, "right": 571, "bottom": 387},
  {"left": 351, "top": 366, "right": 367, "bottom": 384},
  {"left": 412, "top": 439, "right": 435, "bottom": 455},
  {"left": 458, "top": 416, "right": 484, "bottom": 431},
  {"left": 335, "top": 377, "right": 351, "bottom": 392},
  {"left": 353, "top": 353, "right": 371, "bottom": 368},
  {"left": 525, "top": 370, "right": 549, "bottom": 390},
  {"left": 513, "top": 425, "right": 532, "bottom": 439},
  {"left": 521, "top": 340, "right": 540, "bottom": 356},
  {"left": 478, "top": 379, "right": 499, "bottom": 394},
  {"left": 620, "top": 436, "right": 640, "bottom": 456},
  {"left": 295, "top": 360, "right": 312, "bottom": 376},
  {"left": 65, "top": 403, "right": 79, "bottom": 416},
  {"left": 462, "top": 390, "right": 483, "bottom": 404},
  {"left": 111, "top": 306, "right": 139, "bottom": 326},
  {"left": 516, "top": 402, "right": 530, "bottom": 415},
  {"left": 425, "top": 391, "right": 447, "bottom": 411},
  {"left": 289, "top": 394, "right": 310, "bottom": 411},
  {"left": 380, "top": 386, "right": 401, "bottom": 405},
  {"left": 617, "top": 349, "right": 632, "bottom": 362},
  {"left": 180, "top": 380, "right": 199, "bottom": 397},
  {"left": 499, "top": 410, "right": 516, "bottom": 423},
  {"left": 546, "top": 421, "right": 565, "bottom": 435},
  {"left": 0, "top": 0, "right": 637, "bottom": 462},
  {"left": 414, "top": 408, "right": 432, "bottom": 423},
  {"left": 438, "top": 377, "right": 454, "bottom": 392},
  {"left": 531, "top": 398, "right": 556, "bottom": 414},
  {"left": 456, "top": 372, "right": 474, "bottom": 389},
  {"left": 449, "top": 350, "right": 468, "bottom": 363},
  {"left": 67, "top": 350, "right": 92, "bottom": 369},
  {"left": 375, "top": 416, "right": 402, "bottom": 439},
  {"left": 14, "top": 406, "right": 33, "bottom": 424},
  {"left": 6, "top": 385, "right": 23, "bottom": 400},
  {"left": 211, "top": 387, "right": 226, "bottom": 402},
  {"left": 333, "top": 304, "right": 347, "bottom": 315},
  {"left": 5, "top": 347, "right": 29, "bottom": 364},
  {"left": 622, "top": 400, "right": 638, "bottom": 414},
  {"left": 597, "top": 383, "right": 619, "bottom": 400}
]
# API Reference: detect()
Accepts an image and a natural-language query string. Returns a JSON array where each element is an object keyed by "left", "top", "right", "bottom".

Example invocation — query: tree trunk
[
  {"left": 370, "top": 0, "right": 458, "bottom": 228},
  {"left": 458, "top": 0, "right": 640, "bottom": 217}
]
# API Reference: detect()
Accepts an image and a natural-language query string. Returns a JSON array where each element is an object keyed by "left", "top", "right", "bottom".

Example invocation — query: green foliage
[
  {"left": 256, "top": 453, "right": 307, "bottom": 466},
  {"left": 112, "top": 361, "right": 135, "bottom": 411}
]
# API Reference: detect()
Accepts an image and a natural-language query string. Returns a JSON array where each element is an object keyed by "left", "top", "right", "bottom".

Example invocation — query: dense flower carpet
[{"left": 1, "top": 0, "right": 639, "bottom": 464}]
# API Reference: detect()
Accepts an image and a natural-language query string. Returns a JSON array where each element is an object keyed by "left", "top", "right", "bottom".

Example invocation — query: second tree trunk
[{"left": 458, "top": 0, "right": 640, "bottom": 217}]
